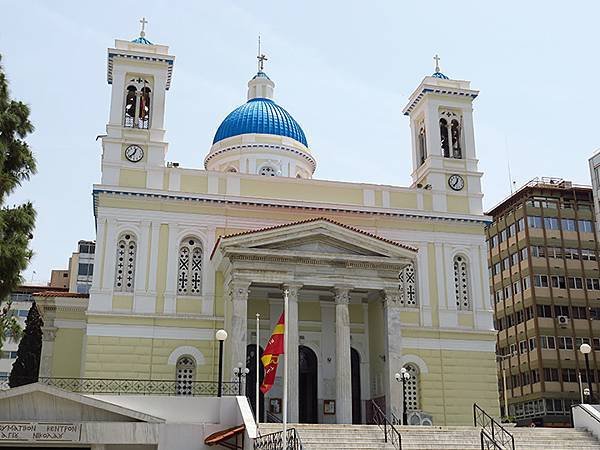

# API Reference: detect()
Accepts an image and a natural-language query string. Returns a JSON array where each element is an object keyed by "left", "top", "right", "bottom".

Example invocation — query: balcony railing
[{"left": 0, "top": 376, "right": 239, "bottom": 397}]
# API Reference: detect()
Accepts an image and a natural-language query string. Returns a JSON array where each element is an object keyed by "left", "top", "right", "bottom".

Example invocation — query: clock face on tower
[
  {"left": 125, "top": 145, "right": 144, "bottom": 163},
  {"left": 448, "top": 174, "right": 465, "bottom": 191}
]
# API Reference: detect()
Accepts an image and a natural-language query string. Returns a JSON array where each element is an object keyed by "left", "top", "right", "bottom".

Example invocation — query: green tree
[
  {"left": 8, "top": 302, "right": 43, "bottom": 387},
  {"left": 0, "top": 54, "right": 37, "bottom": 350}
]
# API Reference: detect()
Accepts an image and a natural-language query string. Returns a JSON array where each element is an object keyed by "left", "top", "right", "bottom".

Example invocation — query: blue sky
[{"left": 2, "top": 1, "right": 599, "bottom": 283}]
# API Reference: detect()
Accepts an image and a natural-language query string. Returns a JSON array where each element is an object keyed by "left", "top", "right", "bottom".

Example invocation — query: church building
[{"left": 35, "top": 28, "right": 498, "bottom": 426}]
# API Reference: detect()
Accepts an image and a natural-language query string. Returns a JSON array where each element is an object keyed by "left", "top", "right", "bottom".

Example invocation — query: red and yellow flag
[{"left": 260, "top": 312, "right": 285, "bottom": 394}]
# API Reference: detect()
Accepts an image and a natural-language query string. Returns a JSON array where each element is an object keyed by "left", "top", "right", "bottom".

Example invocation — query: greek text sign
[{"left": 0, "top": 422, "right": 82, "bottom": 442}]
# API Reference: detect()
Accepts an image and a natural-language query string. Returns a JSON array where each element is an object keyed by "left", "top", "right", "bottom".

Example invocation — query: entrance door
[
  {"left": 351, "top": 347, "right": 362, "bottom": 424},
  {"left": 246, "top": 344, "right": 265, "bottom": 422},
  {"left": 299, "top": 345, "right": 318, "bottom": 423}
]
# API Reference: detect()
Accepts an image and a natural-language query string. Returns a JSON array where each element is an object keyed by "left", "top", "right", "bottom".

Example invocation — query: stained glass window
[{"left": 114, "top": 233, "right": 136, "bottom": 292}]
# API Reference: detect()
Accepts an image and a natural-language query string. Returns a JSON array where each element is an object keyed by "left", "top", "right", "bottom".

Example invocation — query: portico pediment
[
  {"left": 0, "top": 383, "right": 164, "bottom": 423},
  {"left": 212, "top": 217, "right": 417, "bottom": 266}
]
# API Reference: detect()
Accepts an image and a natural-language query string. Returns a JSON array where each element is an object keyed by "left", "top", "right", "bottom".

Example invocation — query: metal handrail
[
  {"left": 480, "top": 429, "right": 504, "bottom": 450},
  {"left": 254, "top": 427, "right": 303, "bottom": 450},
  {"left": 572, "top": 403, "right": 600, "bottom": 425},
  {"left": 370, "top": 400, "right": 402, "bottom": 450},
  {"left": 0, "top": 376, "right": 239, "bottom": 396},
  {"left": 473, "top": 403, "right": 515, "bottom": 450},
  {"left": 266, "top": 411, "right": 282, "bottom": 423}
]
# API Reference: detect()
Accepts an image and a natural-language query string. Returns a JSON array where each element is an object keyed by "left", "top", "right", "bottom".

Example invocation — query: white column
[
  {"left": 230, "top": 280, "right": 250, "bottom": 373},
  {"left": 40, "top": 327, "right": 57, "bottom": 378},
  {"left": 382, "top": 289, "right": 403, "bottom": 419},
  {"left": 101, "top": 218, "right": 118, "bottom": 290},
  {"left": 334, "top": 286, "right": 352, "bottom": 424},
  {"left": 284, "top": 283, "right": 302, "bottom": 423},
  {"left": 91, "top": 217, "right": 106, "bottom": 290},
  {"left": 147, "top": 222, "right": 161, "bottom": 295}
]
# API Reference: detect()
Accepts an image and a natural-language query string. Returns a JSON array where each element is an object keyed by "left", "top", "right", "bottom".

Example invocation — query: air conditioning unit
[
  {"left": 557, "top": 315, "right": 569, "bottom": 328},
  {"left": 407, "top": 411, "right": 433, "bottom": 426}
]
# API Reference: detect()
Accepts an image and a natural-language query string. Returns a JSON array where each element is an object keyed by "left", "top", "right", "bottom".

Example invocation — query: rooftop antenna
[{"left": 505, "top": 135, "right": 515, "bottom": 194}]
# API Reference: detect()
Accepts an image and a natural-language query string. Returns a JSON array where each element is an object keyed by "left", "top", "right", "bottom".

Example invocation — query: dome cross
[
  {"left": 139, "top": 17, "right": 148, "bottom": 37},
  {"left": 257, "top": 35, "right": 268, "bottom": 72},
  {"left": 433, "top": 54, "right": 441, "bottom": 73}
]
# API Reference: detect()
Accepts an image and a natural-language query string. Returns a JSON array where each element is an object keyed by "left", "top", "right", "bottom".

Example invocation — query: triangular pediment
[
  {"left": 213, "top": 218, "right": 417, "bottom": 261},
  {"left": 260, "top": 234, "right": 382, "bottom": 256},
  {"left": 0, "top": 383, "right": 163, "bottom": 423}
]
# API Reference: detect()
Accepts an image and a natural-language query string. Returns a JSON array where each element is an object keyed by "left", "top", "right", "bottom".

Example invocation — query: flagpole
[
  {"left": 282, "top": 288, "right": 289, "bottom": 450},
  {"left": 255, "top": 313, "right": 260, "bottom": 432}
]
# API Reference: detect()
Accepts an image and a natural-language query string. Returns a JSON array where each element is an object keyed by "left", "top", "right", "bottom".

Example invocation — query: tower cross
[
  {"left": 139, "top": 17, "right": 148, "bottom": 37},
  {"left": 433, "top": 54, "right": 441, "bottom": 73}
]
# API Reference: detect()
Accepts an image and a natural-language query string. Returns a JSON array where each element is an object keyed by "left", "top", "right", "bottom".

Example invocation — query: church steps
[{"left": 259, "top": 423, "right": 599, "bottom": 450}]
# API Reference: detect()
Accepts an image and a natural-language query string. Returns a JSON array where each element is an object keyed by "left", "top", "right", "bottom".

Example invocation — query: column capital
[
  {"left": 283, "top": 282, "right": 303, "bottom": 299},
  {"left": 230, "top": 280, "right": 251, "bottom": 302},
  {"left": 333, "top": 286, "right": 352, "bottom": 305},
  {"left": 382, "top": 288, "right": 401, "bottom": 308}
]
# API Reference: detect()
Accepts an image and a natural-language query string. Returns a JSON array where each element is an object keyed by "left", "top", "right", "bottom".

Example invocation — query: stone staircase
[{"left": 259, "top": 423, "right": 600, "bottom": 449}]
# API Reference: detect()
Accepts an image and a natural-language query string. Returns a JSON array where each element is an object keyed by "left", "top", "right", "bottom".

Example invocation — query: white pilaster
[
  {"left": 164, "top": 223, "right": 179, "bottom": 314},
  {"left": 230, "top": 280, "right": 250, "bottom": 374},
  {"left": 382, "top": 289, "right": 403, "bottom": 419},
  {"left": 284, "top": 283, "right": 302, "bottom": 423},
  {"left": 334, "top": 286, "right": 352, "bottom": 424}
]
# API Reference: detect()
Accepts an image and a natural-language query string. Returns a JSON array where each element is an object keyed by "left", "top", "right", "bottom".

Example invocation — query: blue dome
[
  {"left": 213, "top": 98, "right": 308, "bottom": 147},
  {"left": 131, "top": 36, "right": 153, "bottom": 45},
  {"left": 432, "top": 71, "right": 449, "bottom": 79}
]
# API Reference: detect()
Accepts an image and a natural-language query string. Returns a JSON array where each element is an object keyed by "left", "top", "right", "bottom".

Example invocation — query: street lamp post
[
  {"left": 216, "top": 329, "right": 228, "bottom": 397},
  {"left": 497, "top": 353, "right": 515, "bottom": 419},
  {"left": 233, "top": 362, "right": 250, "bottom": 396},
  {"left": 580, "top": 343, "right": 594, "bottom": 404},
  {"left": 394, "top": 367, "right": 411, "bottom": 425}
]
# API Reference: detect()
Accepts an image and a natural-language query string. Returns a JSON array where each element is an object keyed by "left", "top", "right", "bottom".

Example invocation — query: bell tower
[
  {"left": 402, "top": 56, "right": 483, "bottom": 215},
  {"left": 101, "top": 18, "right": 175, "bottom": 189}
]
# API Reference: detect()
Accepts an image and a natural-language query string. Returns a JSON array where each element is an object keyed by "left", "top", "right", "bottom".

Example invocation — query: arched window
[
  {"left": 115, "top": 233, "right": 137, "bottom": 292},
  {"left": 259, "top": 165, "right": 277, "bottom": 176},
  {"left": 124, "top": 86, "right": 137, "bottom": 128},
  {"left": 418, "top": 126, "right": 427, "bottom": 165},
  {"left": 439, "top": 118, "right": 449, "bottom": 157},
  {"left": 453, "top": 255, "right": 471, "bottom": 310},
  {"left": 403, "top": 363, "right": 420, "bottom": 411},
  {"left": 451, "top": 119, "right": 461, "bottom": 159},
  {"left": 178, "top": 238, "right": 203, "bottom": 296},
  {"left": 399, "top": 263, "right": 417, "bottom": 307},
  {"left": 176, "top": 356, "right": 196, "bottom": 395},
  {"left": 123, "top": 78, "right": 151, "bottom": 129},
  {"left": 138, "top": 86, "right": 151, "bottom": 129}
]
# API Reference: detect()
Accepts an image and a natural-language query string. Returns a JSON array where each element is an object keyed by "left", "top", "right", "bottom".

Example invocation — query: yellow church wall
[
  {"left": 399, "top": 310, "right": 420, "bottom": 324},
  {"left": 348, "top": 304, "right": 363, "bottom": 323},
  {"left": 405, "top": 348, "right": 499, "bottom": 425},
  {"left": 180, "top": 173, "right": 209, "bottom": 193},
  {"left": 163, "top": 170, "right": 170, "bottom": 190},
  {"left": 423, "top": 192, "right": 433, "bottom": 211},
  {"left": 389, "top": 191, "right": 418, "bottom": 209},
  {"left": 119, "top": 169, "right": 147, "bottom": 188},
  {"left": 368, "top": 300, "right": 385, "bottom": 397},
  {"left": 374, "top": 190, "right": 383, "bottom": 207},
  {"left": 458, "top": 312, "right": 475, "bottom": 328},
  {"left": 214, "top": 271, "right": 225, "bottom": 317},
  {"left": 112, "top": 295, "right": 133, "bottom": 311},
  {"left": 239, "top": 178, "right": 363, "bottom": 205},
  {"left": 218, "top": 177, "right": 227, "bottom": 195},
  {"left": 248, "top": 299, "right": 270, "bottom": 321},
  {"left": 446, "top": 195, "right": 470, "bottom": 214},
  {"left": 299, "top": 302, "right": 321, "bottom": 322},
  {"left": 176, "top": 297, "right": 203, "bottom": 314},
  {"left": 52, "top": 328, "right": 84, "bottom": 378},
  {"left": 84, "top": 335, "right": 217, "bottom": 381}
]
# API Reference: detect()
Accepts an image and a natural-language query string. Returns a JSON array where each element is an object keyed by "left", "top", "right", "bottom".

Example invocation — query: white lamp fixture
[
  {"left": 216, "top": 329, "right": 228, "bottom": 341},
  {"left": 580, "top": 343, "right": 592, "bottom": 354}
]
